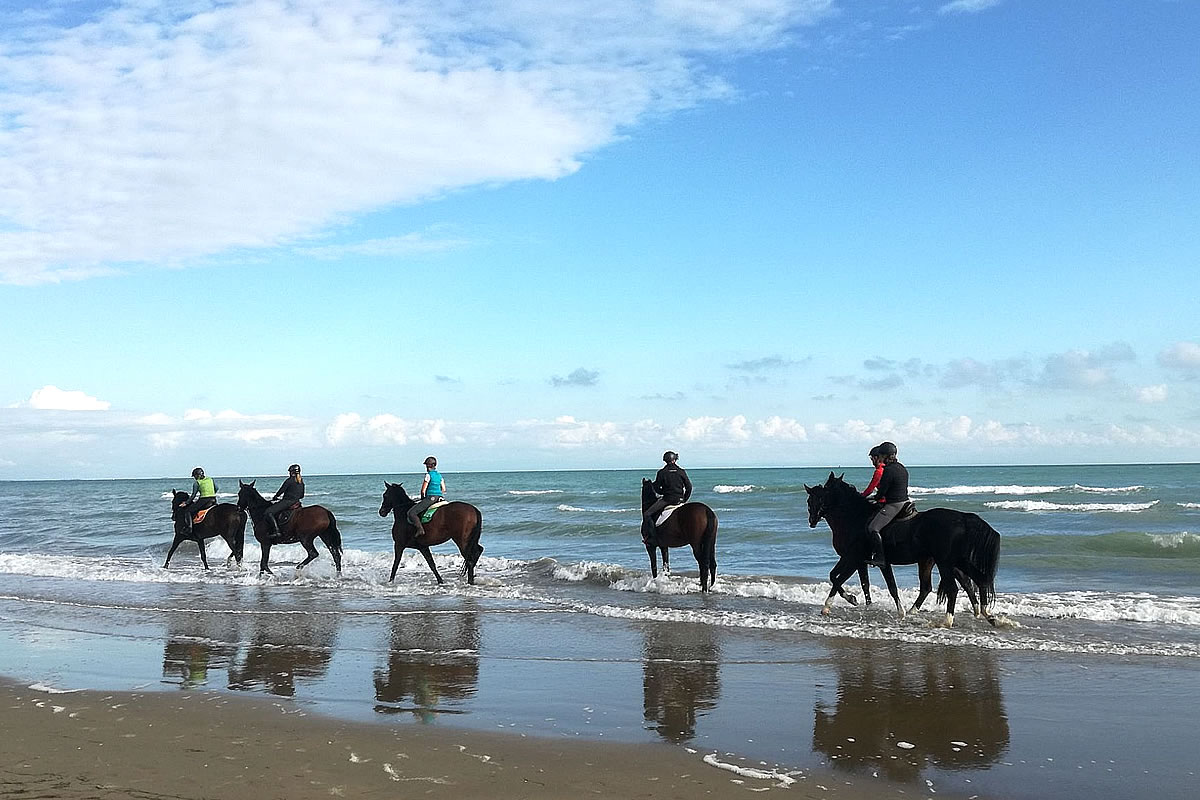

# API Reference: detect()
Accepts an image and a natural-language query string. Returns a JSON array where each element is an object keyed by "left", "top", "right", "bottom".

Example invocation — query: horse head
[
  {"left": 640, "top": 478, "right": 657, "bottom": 511},
  {"left": 236, "top": 480, "right": 262, "bottom": 511},
  {"left": 804, "top": 483, "right": 826, "bottom": 528},
  {"left": 169, "top": 489, "right": 189, "bottom": 520},
  {"left": 380, "top": 481, "right": 413, "bottom": 517}
]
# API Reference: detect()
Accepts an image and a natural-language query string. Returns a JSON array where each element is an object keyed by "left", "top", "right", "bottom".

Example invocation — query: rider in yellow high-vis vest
[{"left": 181, "top": 467, "right": 218, "bottom": 536}]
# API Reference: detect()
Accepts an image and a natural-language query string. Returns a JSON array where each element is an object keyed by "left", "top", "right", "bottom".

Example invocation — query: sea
[{"left": 1, "top": 464, "right": 1198, "bottom": 798}]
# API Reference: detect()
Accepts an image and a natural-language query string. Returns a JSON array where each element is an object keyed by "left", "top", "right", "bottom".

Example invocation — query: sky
[{"left": 1, "top": 0, "right": 1198, "bottom": 480}]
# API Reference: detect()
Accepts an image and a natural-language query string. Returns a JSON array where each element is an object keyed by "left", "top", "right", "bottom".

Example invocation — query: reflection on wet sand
[
  {"left": 227, "top": 614, "right": 339, "bottom": 697},
  {"left": 161, "top": 614, "right": 241, "bottom": 689},
  {"left": 642, "top": 622, "right": 721, "bottom": 744},
  {"left": 374, "top": 606, "right": 481, "bottom": 722},
  {"left": 813, "top": 641, "right": 1009, "bottom": 782}
]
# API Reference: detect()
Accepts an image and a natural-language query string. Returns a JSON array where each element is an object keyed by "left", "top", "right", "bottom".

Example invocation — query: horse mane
[
  {"left": 824, "top": 473, "right": 873, "bottom": 516},
  {"left": 384, "top": 481, "right": 416, "bottom": 510}
]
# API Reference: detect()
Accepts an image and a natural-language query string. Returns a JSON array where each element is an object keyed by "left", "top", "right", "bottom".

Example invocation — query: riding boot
[
  {"left": 413, "top": 521, "right": 427, "bottom": 542},
  {"left": 263, "top": 514, "right": 280, "bottom": 543},
  {"left": 866, "top": 530, "right": 886, "bottom": 567}
]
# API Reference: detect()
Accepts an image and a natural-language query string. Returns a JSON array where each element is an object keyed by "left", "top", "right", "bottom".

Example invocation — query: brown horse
[
  {"left": 641, "top": 478, "right": 718, "bottom": 592},
  {"left": 236, "top": 481, "right": 343, "bottom": 575},
  {"left": 164, "top": 490, "right": 246, "bottom": 569},
  {"left": 379, "top": 482, "right": 484, "bottom": 585}
]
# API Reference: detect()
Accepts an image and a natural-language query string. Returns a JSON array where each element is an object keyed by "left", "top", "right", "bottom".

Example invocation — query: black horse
[
  {"left": 806, "top": 472, "right": 1000, "bottom": 626},
  {"left": 164, "top": 490, "right": 246, "bottom": 569},
  {"left": 236, "top": 481, "right": 343, "bottom": 575},
  {"left": 378, "top": 482, "right": 484, "bottom": 585},
  {"left": 640, "top": 478, "right": 718, "bottom": 592}
]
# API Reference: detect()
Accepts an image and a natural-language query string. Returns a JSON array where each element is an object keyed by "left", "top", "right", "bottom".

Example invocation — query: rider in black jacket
[
  {"left": 865, "top": 442, "right": 909, "bottom": 566},
  {"left": 263, "top": 464, "right": 305, "bottom": 541},
  {"left": 643, "top": 451, "right": 693, "bottom": 545}
]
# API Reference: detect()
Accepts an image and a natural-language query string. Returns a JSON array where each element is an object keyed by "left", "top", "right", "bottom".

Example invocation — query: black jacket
[
  {"left": 273, "top": 476, "right": 305, "bottom": 504},
  {"left": 874, "top": 461, "right": 909, "bottom": 504},
  {"left": 653, "top": 464, "right": 693, "bottom": 504}
]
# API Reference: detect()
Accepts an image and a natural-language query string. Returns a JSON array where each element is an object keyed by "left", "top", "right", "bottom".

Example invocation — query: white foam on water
[
  {"left": 1177, "top": 503, "right": 1200, "bottom": 509},
  {"left": 984, "top": 500, "right": 1158, "bottom": 513},
  {"left": 507, "top": 490, "right": 563, "bottom": 495},
  {"left": 713, "top": 484, "right": 757, "bottom": 494},
  {"left": 702, "top": 754, "right": 796, "bottom": 786},
  {"left": 555, "top": 504, "right": 633, "bottom": 513},
  {"left": 28, "top": 682, "right": 81, "bottom": 694},
  {"left": 911, "top": 484, "right": 1063, "bottom": 496},
  {"left": 1074, "top": 484, "right": 1144, "bottom": 493},
  {"left": 1149, "top": 532, "right": 1199, "bottom": 548}
]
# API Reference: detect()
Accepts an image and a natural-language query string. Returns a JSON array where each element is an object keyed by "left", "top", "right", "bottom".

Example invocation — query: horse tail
[
  {"left": 327, "top": 510, "right": 344, "bottom": 559},
  {"left": 705, "top": 506, "right": 718, "bottom": 584},
  {"left": 959, "top": 513, "right": 1000, "bottom": 609},
  {"left": 459, "top": 507, "right": 484, "bottom": 577}
]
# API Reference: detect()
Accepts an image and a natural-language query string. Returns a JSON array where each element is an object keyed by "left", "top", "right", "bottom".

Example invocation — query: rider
[
  {"left": 865, "top": 441, "right": 909, "bottom": 566},
  {"left": 180, "top": 467, "right": 218, "bottom": 536},
  {"left": 861, "top": 446, "right": 884, "bottom": 498},
  {"left": 407, "top": 456, "right": 446, "bottom": 540},
  {"left": 642, "top": 450, "right": 693, "bottom": 545},
  {"left": 263, "top": 464, "right": 305, "bottom": 542}
]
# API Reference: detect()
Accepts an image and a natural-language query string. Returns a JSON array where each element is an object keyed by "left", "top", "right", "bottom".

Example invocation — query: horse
[
  {"left": 640, "top": 478, "right": 718, "bottom": 592},
  {"left": 804, "top": 480, "right": 983, "bottom": 618},
  {"left": 805, "top": 472, "right": 1000, "bottom": 627},
  {"left": 165, "top": 491, "right": 247, "bottom": 569},
  {"left": 378, "top": 482, "right": 484, "bottom": 585},
  {"left": 235, "top": 481, "right": 343, "bottom": 575}
]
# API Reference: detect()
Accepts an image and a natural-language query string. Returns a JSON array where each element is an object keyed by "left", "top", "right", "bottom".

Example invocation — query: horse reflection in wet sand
[
  {"left": 374, "top": 604, "right": 481, "bottom": 722},
  {"left": 642, "top": 623, "right": 721, "bottom": 744},
  {"left": 227, "top": 614, "right": 338, "bottom": 698},
  {"left": 813, "top": 640, "right": 1010, "bottom": 782}
]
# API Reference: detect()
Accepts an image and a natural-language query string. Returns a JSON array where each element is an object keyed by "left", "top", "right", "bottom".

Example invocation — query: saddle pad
[
  {"left": 193, "top": 507, "right": 212, "bottom": 524},
  {"left": 655, "top": 504, "right": 683, "bottom": 526},
  {"left": 421, "top": 499, "right": 449, "bottom": 523},
  {"left": 896, "top": 501, "right": 918, "bottom": 522}
]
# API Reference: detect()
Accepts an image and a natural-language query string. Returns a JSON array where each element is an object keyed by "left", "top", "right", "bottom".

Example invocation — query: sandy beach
[{"left": 2, "top": 677, "right": 898, "bottom": 800}]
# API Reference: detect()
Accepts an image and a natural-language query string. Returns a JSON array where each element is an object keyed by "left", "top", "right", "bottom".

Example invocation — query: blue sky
[{"left": 1, "top": 0, "right": 1198, "bottom": 479}]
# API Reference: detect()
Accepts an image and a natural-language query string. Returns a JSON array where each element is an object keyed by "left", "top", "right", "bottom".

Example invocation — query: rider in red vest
[{"left": 864, "top": 442, "right": 909, "bottom": 567}]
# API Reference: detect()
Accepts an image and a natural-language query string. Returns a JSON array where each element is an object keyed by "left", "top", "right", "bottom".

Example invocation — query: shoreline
[{"left": 1, "top": 676, "right": 910, "bottom": 799}]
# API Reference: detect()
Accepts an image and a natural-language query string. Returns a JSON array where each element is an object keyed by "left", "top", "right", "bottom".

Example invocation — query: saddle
[
  {"left": 273, "top": 501, "right": 302, "bottom": 528},
  {"left": 420, "top": 499, "right": 449, "bottom": 524},
  {"left": 877, "top": 501, "right": 918, "bottom": 530},
  {"left": 192, "top": 506, "right": 213, "bottom": 525},
  {"left": 654, "top": 503, "right": 683, "bottom": 526}
]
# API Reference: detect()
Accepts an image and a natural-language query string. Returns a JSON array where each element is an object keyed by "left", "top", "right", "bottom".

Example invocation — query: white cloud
[
  {"left": 326, "top": 412, "right": 447, "bottom": 446},
  {"left": 0, "top": 0, "right": 833, "bottom": 285},
  {"left": 1136, "top": 384, "right": 1168, "bottom": 404},
  {"left": 1159, "top": 341, "right": 1200, "bottom": 371},
  {"left": 27, "top": 385, "right": 110, "bottom": 411},
  {"left": 939, "top": 0, "right": 1002, "bottom": 15},
  {"left": 757, "top": 415, "right": 807, "bottom": 441}
]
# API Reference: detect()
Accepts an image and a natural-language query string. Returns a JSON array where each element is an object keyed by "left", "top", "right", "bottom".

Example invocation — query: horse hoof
[
  {"left": 845, "top": 593, "right": 858, "bottom": 606},
  {"left": 821, "top": 605, "right": 832, "bottom": 616}
]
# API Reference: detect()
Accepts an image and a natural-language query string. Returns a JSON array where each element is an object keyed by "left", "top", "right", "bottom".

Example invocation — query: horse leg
[
  {"left": 857, "top": 565, "right": 872, "bottom": 606},
  {"left": 259, "top": 541, "right": 273, "bottom": 575},
  {"left": 936, "top": 561, "right": 958, "bottom": 627},
  {"left": 910, "top": 559, "right": 935, "bottom": 613},
  {"left": 956, "top": 568, "right": 981, "bottom": 617},
  {"left": 163, "top": 534, "right": 186, "bottom": 568},
  {"left": 879, "top": 564, "right": 905, "bottom": 619},
  {"left": 824, "top": 557, "right": 856, "bottom": 614},
  {"left": 389, "top": 540, "right": 405, "bottom": 582},
  {"left": 645, "top": 542, "right": 658, "bottom": 579},
  {"left": 297, "top": 537, "right": 320, "bottom": 570},
  {"left": 661, "top": 546, "right": 670, "bottom": 575},
  {"left": 418, "top": 545, "right": 444, "bottom": 584},
  {"left": 318, "top": 531, "right": 342, "bottom": 574},
  {"left": 691, "top": 542, "right": 708, "bottom": 592},
  {"left": 197, "top": 537, "right": 210, "bottom": 570}
]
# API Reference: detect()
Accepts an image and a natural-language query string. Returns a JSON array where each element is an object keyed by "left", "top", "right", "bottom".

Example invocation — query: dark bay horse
[
  {"left": 806, "top": 472, "right": 1000, "bottom": 627},
  {"left": 378, "top": 482, "right": 484, "bottom": 585},
  {"left": 236, "top": 481, "right": 343, "bottom": 575},
  {"left": 641, "top": 478, "right": 718, "bottom": 592},
  {"left": 165, "top": 491, "right": 246, "bottom": 569}
]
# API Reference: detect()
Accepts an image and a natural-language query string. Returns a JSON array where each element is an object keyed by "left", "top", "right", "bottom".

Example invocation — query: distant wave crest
[
  {"left": 985, "top": 500, "right": 1159, "bottom": 513},
  {"left": 713, "top": 484, "right": 756, "bottom": 494}
]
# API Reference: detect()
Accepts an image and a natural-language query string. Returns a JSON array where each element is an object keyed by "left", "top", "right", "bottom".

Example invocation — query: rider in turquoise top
[{"left": 407, "top": 456, "right": 446, "bottom": 539}]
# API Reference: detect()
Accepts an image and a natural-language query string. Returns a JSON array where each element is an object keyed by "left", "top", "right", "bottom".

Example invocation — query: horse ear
[
  {"left": 249, "top": 480, "right": 256, "bottom": 487},
  {"left": 803, "top": 483, "right": 810, "bottom": 492},
  {"left": 838, "top": 472, "right": 844, "bottom": 480},
  {"left": 827, "top": 471, "right": 835, "bottom": 481}
]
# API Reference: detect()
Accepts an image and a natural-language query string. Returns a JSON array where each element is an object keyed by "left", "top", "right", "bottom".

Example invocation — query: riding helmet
[
  {"left": 424, "top": 456, "right": 437, "bottom": 468},
  {"left": 288, "top": 464, "right": 301, "bottom": 474},
  {"left": 662, "top": 450, "right": 678, "bottom": 463},
  {"left": 192, "top": 467, "right": 204, "bottom": 478},
  {"left": 877, "top": 441, "right": 898, "bottom": 457},
  {"left": 867, "top": 445, "right": 881, "bottom": 459}
]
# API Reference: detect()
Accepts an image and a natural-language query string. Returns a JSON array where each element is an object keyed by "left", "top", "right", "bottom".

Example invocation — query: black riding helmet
[
  {"left": 288, "top": 464, "right": 301, "bottom": 474},
  {"left": 424, "top": 456, "right": 437, "bottom": 468},
  {"left": 662, "top": 450, "right": 678, "bottom": 463},
  {"left": 877, "top": 441, "right": 898, "bottom": 457},
  {"left": 192, "top": 467, "right": 204, "bottom": 478}
]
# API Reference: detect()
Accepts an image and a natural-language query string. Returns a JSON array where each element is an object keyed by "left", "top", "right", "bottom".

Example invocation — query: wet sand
[
  {"left": 2, "top": 585, "right": 1198, "bottom": 800},
  {"left": 1, "top": 678, "right": 888, "bottom": 799}
]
